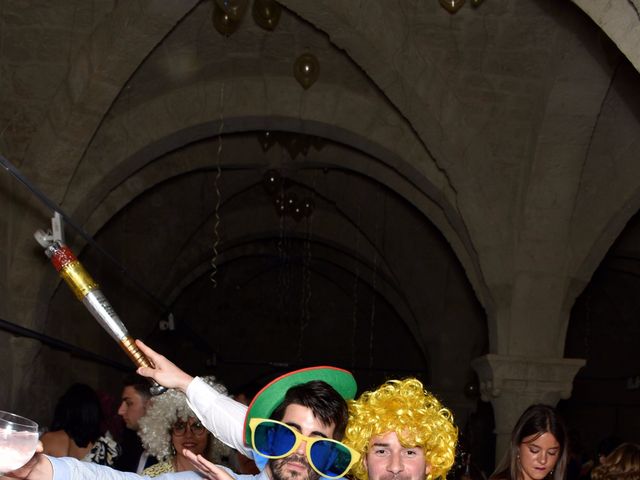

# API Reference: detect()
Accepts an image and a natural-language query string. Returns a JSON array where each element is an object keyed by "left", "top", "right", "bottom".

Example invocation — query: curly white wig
[{"left": 138, "top": 377, "right": 231, "bottom": 462}]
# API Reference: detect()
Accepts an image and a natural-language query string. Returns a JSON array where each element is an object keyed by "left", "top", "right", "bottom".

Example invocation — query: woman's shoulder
[{"left": 41, "top": 430, "right": 70, "bottom": 457}]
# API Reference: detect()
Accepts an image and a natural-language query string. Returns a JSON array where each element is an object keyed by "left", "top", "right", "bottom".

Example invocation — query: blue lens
[
  {"left": 310, "top": 440, "right": 352, "bottom": 478},
  {"left": 254, "top": 422, "right": 297, "bottom": 457},
  {"left": 253, "top": 421, "right": 353, "bottom": 478}
]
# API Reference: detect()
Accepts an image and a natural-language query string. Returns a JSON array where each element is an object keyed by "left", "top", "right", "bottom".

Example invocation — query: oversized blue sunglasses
[{"left": 249, "top": 418, "right": 360, "bottom": 479}]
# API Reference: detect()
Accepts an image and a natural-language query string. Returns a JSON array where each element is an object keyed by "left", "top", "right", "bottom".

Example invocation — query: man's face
[
  {"left": 365, "top": 431, "right": 431, "bottom": 480},
  {"left": 117, "top": 386, "right": 149, "bottom": 431},
  {"left": 268, "top": 404, "right": 336, "bottom": 480}
]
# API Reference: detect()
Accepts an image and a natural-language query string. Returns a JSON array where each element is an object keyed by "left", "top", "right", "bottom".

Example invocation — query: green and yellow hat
[{"left": 243, "top": 366, "right": 357, "bottom": 447}]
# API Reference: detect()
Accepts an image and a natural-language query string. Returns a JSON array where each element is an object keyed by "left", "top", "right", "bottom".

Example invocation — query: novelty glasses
[
  {"left": 249, "top": 418, "right": 360, "bottom": 479},
  {"left": 172, "top": 420, "right": 206, "bottom": 436}
]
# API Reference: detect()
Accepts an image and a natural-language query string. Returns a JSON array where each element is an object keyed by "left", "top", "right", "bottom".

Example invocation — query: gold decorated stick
[{"left": 44, "top": 241, "right": 166, "bottom": 395}]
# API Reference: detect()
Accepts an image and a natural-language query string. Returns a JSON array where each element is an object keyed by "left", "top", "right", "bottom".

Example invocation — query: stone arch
[
  {"left": 160, "top": 232, "right": 429, "bottom": 361},
  {"left": 570, "top": 0, "right": 640, "bottom": 75},
  {"left": 5, "top": 0, "right": 200, "bottom": 326},
  {"left": 67, "top": 79, "right": 490, "bottom": 313}
]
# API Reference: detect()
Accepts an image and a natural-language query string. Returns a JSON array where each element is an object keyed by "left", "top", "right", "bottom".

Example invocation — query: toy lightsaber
[{"left": 42, "top": 241, "right": 166, "bottom": 395}]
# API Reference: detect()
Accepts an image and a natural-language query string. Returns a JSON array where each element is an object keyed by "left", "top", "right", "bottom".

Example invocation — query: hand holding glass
[{"left": 0, "top": 410, "right": 39, "bottom": 473}]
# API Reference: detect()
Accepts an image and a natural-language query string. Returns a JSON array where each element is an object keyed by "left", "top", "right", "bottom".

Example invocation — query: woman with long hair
[{"left": 491, "top": 404, "right": 568, "bottom": 480}]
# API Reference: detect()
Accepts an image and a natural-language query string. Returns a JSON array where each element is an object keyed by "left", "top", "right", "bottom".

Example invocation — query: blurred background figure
[
  {"left": 40, "top": 383, "right": 120, "bottom": 465},
  {"left": 113, "top": 375, "right": 156, "bottom": 473},
  {"left": 591, "top": 443, "right": 640, "bottom": 480},
  {"left": 490, "top": 404, "right": 568, "bottom": 480},
  {"left": 579, "top": 436, "right": 623, "bottom": 480},
  {"left": 138, "top": 376, "right": 231, "bottom": 476},
  {"left": 454, "top": 452, "right": 487, "bottom": 480},
  {"left": 596, "top": 438, "right": 625, "bottom": 469}
]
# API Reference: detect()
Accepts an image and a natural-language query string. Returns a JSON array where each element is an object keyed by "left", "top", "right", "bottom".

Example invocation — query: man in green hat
[
  {"left": 134, "top": 340, "right": 360, "bottom": 480},
  {"left": 7, "top": 340, "right": 359, "bottom": 480}
]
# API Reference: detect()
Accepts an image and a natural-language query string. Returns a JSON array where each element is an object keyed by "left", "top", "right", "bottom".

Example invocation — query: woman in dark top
[{"left": 491, "top": 404, "right": 568, "bottom": 480}]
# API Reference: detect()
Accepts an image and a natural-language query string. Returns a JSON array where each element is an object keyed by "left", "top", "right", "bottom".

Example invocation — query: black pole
[{"left": 0, "top": 317, "right": 131, "bottom": 372}]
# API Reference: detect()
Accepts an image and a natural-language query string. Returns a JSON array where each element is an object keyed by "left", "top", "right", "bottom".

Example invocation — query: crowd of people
[{"left": 7, "top": 340, "right": 639, "bottom": 480}]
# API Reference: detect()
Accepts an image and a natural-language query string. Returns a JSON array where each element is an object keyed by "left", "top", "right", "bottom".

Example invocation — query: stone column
[{"left": 471, "top": 354, "right": 585, "bottom": 463}]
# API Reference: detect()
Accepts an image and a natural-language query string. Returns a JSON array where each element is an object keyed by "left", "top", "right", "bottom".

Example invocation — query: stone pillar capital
[
  {"left": 471, "top": 353, "right": 585, "bottom": 402},
  {"left": 471, "top": 354, "right": 585, "bottom": 461}
]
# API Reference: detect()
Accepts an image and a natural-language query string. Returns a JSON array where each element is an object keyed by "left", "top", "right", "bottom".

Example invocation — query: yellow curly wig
[{"left": 344, "top": 378, "right": 458, "bottom": 480}]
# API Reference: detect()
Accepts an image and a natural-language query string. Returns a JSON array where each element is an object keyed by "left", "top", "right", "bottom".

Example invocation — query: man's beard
[
  {"left": 377, "top": 474, "right": 414, "bottom": 480},
  {"left": 270, "top": 454, "right": 320, "bottom": 480}
]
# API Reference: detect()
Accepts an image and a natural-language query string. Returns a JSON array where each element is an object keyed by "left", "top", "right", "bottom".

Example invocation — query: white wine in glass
[{"left": 0, "top": 410, "right": 39, "bottom": 473}]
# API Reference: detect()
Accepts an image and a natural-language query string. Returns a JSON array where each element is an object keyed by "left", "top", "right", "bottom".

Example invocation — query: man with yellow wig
[{"left": 344, "top": 378, "right": 457, "bottom": 480}]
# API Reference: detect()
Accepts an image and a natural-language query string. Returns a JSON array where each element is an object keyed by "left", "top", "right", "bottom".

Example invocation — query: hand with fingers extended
[
  {"left": 182, "top": 449, "right": 236, "bottom": 480},
  {"left": 1, "top": 443, "right": 52, "bottom": 480},
  {"left": 135, "top": 339, "right": 193, "bottom": 392}
]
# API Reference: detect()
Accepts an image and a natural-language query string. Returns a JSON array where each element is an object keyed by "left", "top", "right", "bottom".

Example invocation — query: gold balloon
[
  {"left": 470, "top": 0, "right": 483, "bottom": 6},
  {"left": 215, "top": 0, "right": 248, "bottom": 21},
  {"left": 293, "top": 53, "right": 320, "bottom": 90},
  {"left": 212, "top": 4, "right": 240, "bottom": 37},
  {"left": 440, "top": 0, "right": 465, "bottom": 13},
  {"left": 252, "top": 0, "right": 282, "bottom": 31}
]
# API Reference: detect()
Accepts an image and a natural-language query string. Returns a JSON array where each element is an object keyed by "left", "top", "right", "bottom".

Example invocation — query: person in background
[
  {"left": 113, "top": 375, "right": 156, "bottom": 473},
  {"left": 490, "top": 404, "right": 568, "bottom": 480},
  {"left": 579, "top": 436, "right": 623, "bottom": 480},
  {"left": 591, "top": 443, "right": 640, "bottom": 480},
  {"left": 40, "top": 383, "right": 119, "bottom": 466},
  {"left": 138, "top": 377, "right": 231, "bottom": 476}
]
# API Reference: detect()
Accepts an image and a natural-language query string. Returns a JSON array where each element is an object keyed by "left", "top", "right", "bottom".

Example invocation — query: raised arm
[
  {"left": 135, "top": 340, "right": 251, "bottom": 457},
  {"left": 136, "top": 340, "right": 193, "bottom": 392}
]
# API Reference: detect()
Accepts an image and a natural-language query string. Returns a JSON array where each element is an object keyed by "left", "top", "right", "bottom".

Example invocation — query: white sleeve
[
  {"left": 186, "top": 376, "right": 253, "bottom": 458},
  {"left": 48, "top": 456, "right": 202, "bottom": 480}
]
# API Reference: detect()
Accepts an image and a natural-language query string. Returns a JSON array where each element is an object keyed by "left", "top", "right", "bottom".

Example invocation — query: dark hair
[
  {"left": 122, "top": 374, "right": 151, "bottom": 400},
  {"left": 491, "top": 404, "right": 568, "bottom": 480},
  {"left": 270, "top": 380, "right": 349, "bottom": 440},
  {"left": 50, "top": 383, "right": 102, "bottom": 448}
]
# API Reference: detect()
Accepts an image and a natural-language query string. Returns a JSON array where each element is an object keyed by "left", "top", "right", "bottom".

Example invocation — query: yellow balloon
[
  {"left": 252, "top": 0, "right": 282, "bottom": 31},
  {"left": 293, "top": 53, "right": 320, "bottom": 90}
]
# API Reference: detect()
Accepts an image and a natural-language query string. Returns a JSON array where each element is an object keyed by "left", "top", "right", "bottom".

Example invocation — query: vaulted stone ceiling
[{"left": 1, "top": 0, "right": 640, "bottom": 457}]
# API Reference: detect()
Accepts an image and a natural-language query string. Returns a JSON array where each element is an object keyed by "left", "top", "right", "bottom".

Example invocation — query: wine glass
[{"left": 0, "top": 410, "right": 39, "bottom": 473}]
